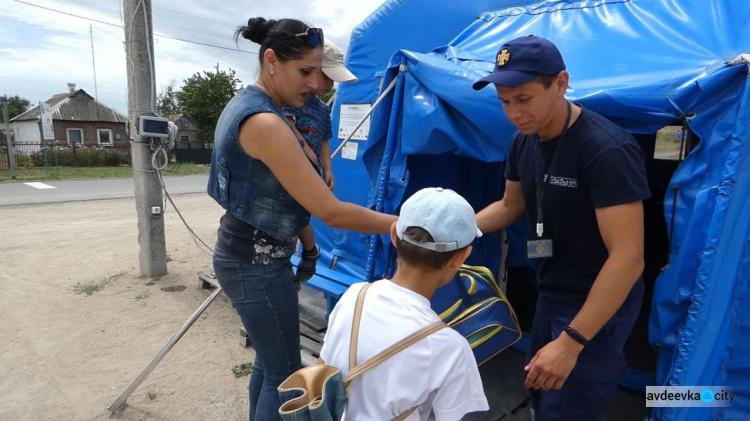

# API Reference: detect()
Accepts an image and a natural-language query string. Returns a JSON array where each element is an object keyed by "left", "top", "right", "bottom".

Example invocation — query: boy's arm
[
  {"left": 296, "top": 224, "right": 320, "bottom": 284},
  {"left": 321, "top": 140, "right": 334, "bottom": 190},
  {"left": 299, "top": 223, "right": 316, "bottom": 252}
]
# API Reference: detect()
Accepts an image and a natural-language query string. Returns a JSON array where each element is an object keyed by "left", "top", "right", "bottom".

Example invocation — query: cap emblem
[{"left": 496, "top": 49, "right": 510, "bottom": 66}]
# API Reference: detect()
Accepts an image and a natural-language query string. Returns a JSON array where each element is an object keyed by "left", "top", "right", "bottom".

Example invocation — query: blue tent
[{"left": 309, "top": 1, "right": 750, "bottom": 419}]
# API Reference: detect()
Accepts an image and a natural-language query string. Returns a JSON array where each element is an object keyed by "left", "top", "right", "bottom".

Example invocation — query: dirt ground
[{"left": 0, "top": 193, "right": 256, "bottom": 420}]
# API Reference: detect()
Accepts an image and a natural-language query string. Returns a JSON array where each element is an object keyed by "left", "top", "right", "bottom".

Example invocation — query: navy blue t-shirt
[{"left": 505, "top": 107, "right": 650, "bottom": 304}]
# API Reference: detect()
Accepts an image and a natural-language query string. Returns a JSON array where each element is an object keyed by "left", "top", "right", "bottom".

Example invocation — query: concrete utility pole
[
  {"left": 3, "top": 105, "right": 16, "bottom": 179},
  {"left": 124, "top": 0, "right": 167, "bottom": 277}
]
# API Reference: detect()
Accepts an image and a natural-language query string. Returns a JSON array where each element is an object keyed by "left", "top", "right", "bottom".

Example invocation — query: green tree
[
  {"left": 177, "top": 64, "right": 242, "bottom": 143},
  {"left": 1, "top": 94, "right": 32, "bottom": 119},
  {"left": 157, "top": 82, "right": 180, "bottom": 117}
]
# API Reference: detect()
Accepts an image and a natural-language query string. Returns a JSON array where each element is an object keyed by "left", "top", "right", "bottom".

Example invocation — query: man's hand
[{"left": 524, "top": 334, "right": 583, "bottom": 391}]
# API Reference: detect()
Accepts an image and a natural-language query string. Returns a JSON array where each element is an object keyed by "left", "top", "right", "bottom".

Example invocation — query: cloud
[{"left": 0, "top": 0, "right": 385, "bottom": 114}]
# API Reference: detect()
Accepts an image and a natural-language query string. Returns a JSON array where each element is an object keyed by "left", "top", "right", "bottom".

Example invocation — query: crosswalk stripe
[{"left": 23, "top": 182, "right": 57, "bottom": 190}]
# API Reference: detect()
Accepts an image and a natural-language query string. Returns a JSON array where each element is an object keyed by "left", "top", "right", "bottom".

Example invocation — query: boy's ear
[
  {"left": 389, "top": 222, "right": 399, "bottom": 248},
  {"left": 450, "top": 245, "right": 472, "bottom": 269}
]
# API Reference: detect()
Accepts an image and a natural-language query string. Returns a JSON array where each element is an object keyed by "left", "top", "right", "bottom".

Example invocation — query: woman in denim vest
[{"left": 207, "top": 17, "right": 397, "bottom": 421}]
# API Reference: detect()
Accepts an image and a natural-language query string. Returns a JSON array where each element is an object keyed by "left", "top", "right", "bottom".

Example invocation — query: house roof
[
  {"left": 166, "top": 113, "right": 199, "bottom": 128},
  {"left": 11, "top": 89, "right": 127, "bottom": 124},
  {"left": 166, "top": 113, "right": 198, "bottom": 125}
]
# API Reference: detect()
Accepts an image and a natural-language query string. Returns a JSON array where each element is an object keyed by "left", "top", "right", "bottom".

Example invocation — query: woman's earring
[{"left": 270, "top": 68, "right": 275, "bottom": 75}]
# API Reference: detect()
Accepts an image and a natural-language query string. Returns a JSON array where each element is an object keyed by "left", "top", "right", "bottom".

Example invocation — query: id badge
[{"left": 526, "top": 235, "right": 554, "bottom": 260}]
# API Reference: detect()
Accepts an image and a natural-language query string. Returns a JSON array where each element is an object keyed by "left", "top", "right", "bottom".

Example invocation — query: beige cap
[{"left": 321, "top": 39, "right": 358, "bottom": 83}]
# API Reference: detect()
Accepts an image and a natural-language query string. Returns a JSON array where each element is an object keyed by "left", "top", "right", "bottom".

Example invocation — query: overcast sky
[{"left": 0, "top": 0, "right": 386, "bottom": 115}]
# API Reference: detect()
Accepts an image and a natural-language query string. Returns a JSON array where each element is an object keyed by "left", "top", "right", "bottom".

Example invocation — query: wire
[
  {"left": 155, "top": 33, "right": 256, "bottom": 53},
  {"left": 12, "top": 0, "right": 122, "bottom": 27},
  {"left": 151, "top": 143, "right": 168, "bottom": 171},
  {"left": 153, "top": 164, "right": 215, "bottom": 257},
  {"left": 11, "top": 0, "right": 257, "bottom": 54},
  {"left": 147, "top": 133, "right": 214, "bottom": 256}
]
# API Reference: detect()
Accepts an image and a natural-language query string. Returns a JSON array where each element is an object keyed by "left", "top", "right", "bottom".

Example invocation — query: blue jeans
[
  {"left": 213, "top": 246, "right": 302, "bottom": 421},
  {"left": 527, "top": 280, "right": 644, "bottom": 421}
]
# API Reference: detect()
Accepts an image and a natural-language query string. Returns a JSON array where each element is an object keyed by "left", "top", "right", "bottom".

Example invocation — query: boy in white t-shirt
[{"left": 319, "top": 187, "right": 490, "bottom": 420}]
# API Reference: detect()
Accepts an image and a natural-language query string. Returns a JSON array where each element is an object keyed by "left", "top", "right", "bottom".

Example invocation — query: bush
[
  {"left": 76, "top": 148, "right": 104, "bottom": 167},
  {"left": 28, "top": 146, "right": 130, "bottom": 167},
  {"left": 102, "top": 149, "right": 131, "bottom": 166},
  {"left": 7, "top": 153, "right": 32, "bottom": 168}
]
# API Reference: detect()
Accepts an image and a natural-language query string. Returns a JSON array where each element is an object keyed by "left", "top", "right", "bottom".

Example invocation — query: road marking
[{"left": 24, "top": 182, "right": 57, "bottom": 190}]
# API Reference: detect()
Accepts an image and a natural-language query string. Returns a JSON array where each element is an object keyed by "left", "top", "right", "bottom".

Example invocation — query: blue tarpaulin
[{"left": 311, "top": 1, "right": 750, "bottom": 419}]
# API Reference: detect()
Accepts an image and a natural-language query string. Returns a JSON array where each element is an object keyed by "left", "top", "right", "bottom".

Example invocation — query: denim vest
[{"left": 208, "top": 86, "right": 311, "bottom": 241}]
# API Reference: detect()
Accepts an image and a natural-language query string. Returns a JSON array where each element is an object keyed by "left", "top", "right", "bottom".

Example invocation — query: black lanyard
[{"left": 534, "top": 101, "right": 572, "bottom": 237}]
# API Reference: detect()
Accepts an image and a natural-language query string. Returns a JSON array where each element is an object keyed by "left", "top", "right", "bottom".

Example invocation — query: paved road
[{"left": 0, "top": 174, "right": 209, "bottom": 206}]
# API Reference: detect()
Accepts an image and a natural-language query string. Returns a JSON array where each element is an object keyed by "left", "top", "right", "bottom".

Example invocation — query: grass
[
  {"left": 71, "top": 273, "right": 123, "bottom": 296},
  {"left": 0, "top": 163, "right": 210, "bottom": 182},
  {"left": 232, "top": 362, "right": 254, "bottom": 378},
  {"left": 72, "top": 279, "right": 110, "bottom": 296}
]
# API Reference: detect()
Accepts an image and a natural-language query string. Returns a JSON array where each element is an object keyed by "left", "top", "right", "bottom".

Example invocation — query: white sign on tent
[{"left": 338, "top": 104, "right": 371, "bottom": 141}]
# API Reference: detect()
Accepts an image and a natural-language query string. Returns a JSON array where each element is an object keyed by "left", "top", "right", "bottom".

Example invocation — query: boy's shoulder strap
[
  {"left": 349, "top": 282, "right": 372, "bottom": 371},
  {"left": 344, "top": 320, "right": 446, "bottom": 384},
  {"left": 344, "top": 283, "right": 446, "bottom": 420}
]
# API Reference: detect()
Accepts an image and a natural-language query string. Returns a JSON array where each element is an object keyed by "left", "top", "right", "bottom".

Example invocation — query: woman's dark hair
[
  {"left": 395, "top": 227, "right": 465, "bottom": 271},
  {"left": 236, "top": 17, "right": 315, "bottom": 66}
]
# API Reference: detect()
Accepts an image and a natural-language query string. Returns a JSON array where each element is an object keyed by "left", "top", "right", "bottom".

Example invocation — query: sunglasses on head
[{"left": 272, "top": 27, "right": 324, "bottom": 48}]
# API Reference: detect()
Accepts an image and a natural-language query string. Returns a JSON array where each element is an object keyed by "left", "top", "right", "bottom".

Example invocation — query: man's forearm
[
  {"left": 567, "top": 252, "right": 643, "bottom": 341},
  {"left": 476, "top": 200, "right": 524, "bottom": 234}
]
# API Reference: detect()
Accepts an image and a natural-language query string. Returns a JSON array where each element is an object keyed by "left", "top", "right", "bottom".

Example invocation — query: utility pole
[
  {"left": 3, "top": 105, "right": 16, "bottom": 179},
  {"left": 124, "top": 0, "right": 167, "bottom": 277}
]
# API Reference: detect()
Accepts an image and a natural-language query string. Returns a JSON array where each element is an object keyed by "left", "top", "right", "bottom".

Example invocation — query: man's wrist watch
[{"left": 563, "top": 325, "right": 589, "bottom": 346}]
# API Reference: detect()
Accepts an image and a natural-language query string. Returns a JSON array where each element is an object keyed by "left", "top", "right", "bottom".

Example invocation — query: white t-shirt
[{"left": 320, "top": 280, "right": 489, "bottom": 421}]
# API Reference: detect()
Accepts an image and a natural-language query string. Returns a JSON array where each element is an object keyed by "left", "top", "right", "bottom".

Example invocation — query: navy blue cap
[{"left": 473, "top": 35, "right": 566, "bottom": 90}]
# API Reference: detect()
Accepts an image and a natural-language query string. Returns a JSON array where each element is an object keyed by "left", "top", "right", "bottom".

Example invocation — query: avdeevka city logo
[{"left": 645, "top": 386, "right": 735, "bottom": 407}]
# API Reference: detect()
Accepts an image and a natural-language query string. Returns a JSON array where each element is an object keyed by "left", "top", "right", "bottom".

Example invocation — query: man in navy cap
[{"left": 473, "top": 35, "right": 650, "bottom": 420}]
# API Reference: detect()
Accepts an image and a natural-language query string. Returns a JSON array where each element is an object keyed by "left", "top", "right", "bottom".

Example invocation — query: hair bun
[{"left": 242, "top": 17, "right": 276, "bottom": 44}]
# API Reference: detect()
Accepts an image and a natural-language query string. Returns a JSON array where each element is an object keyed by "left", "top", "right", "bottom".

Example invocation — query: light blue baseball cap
[{"left": 396, "top": 187, "right": 482, "bottom": 252}]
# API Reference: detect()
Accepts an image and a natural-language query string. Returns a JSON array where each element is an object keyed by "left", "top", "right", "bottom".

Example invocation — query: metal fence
[
  {"left": 175, "top": 142, "right": 212, "bottom": 165},
  {"left": 1, "top": 136, "right": 132, "bottom": 170}
]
